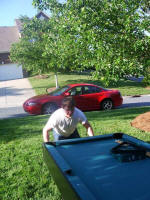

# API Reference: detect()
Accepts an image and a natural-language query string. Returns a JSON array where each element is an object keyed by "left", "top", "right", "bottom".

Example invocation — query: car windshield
[{"left": 49, "top": 86, "right": 70, "bottom": 96}]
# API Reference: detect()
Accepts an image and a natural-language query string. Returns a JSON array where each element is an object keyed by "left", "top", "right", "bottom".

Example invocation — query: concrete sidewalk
[{"left": 0, "top": 78, "right": 35, "bottom": 119}]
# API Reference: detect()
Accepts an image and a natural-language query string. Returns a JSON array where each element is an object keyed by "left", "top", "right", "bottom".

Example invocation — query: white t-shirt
[{"left": 45, "top": 107, "right": 87, "bottom": 137}]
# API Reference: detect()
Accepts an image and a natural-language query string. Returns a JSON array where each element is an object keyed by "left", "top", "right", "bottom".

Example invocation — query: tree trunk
[{"left": 55, "top": 73, "right": 59, "bottom": 88}]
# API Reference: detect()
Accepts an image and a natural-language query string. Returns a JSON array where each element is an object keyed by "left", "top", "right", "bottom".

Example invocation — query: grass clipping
[{"left": 131, "top": 111, "right": 150, "bottom": 132}]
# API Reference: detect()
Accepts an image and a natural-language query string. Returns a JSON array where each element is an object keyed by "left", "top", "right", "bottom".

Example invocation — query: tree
[
  {"left": 33, "top": 0, "right": 150, "bottom": 86},
  {"left": 10, "top": 16, "right": 61, "bottom": 88},
  {"left": 10, "top": 17, "right": 50, "bottom": 73}
]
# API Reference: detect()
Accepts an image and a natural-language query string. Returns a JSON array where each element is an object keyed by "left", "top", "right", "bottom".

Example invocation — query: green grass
[
  {"left": 1, "top": 106, "right": 150, "bottom": 200},
  {"left": 29, "top": 73, "right": 150, "bottom": 96}
]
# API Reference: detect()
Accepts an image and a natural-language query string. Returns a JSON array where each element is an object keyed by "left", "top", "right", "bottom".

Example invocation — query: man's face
[{"left": 63, "top": 105, "right": 74, "bottom": 117}]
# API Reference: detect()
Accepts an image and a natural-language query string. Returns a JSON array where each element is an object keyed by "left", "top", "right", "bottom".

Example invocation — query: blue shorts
[{"left": 53, "top": 129, "right": 80, "bottom": 141}]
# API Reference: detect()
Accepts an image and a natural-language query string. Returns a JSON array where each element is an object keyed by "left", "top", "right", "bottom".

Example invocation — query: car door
[
  {"left": 81, "top": 85, "right": 102, "bottom": 110},
  {"left": 68, "top": 86, "right": 87, "bottom": 110},
  {"left": 68, "top": 85, "right": 102, "bottom": 111}
]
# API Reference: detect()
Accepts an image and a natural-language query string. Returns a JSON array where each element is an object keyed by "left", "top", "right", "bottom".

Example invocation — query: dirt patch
[
  {"left": 131, "top": 111, "right": 150, "bottom": 132},
  {"left": 35, "top": 75, "right": 49, "bottom": 79},
  {"left": 146, "top": 86, "right": 150, "bottom": 90},
  {"left": 46, "top": 87, "right": 56, "bottom": 93}
]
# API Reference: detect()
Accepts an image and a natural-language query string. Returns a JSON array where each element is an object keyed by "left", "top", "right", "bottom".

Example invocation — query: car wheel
[
  {"left": 42, "top": 103, "right": 58, "bottom": 114},
  {"left": 101, "top": 99, "right": 113, "bottom": 110}
]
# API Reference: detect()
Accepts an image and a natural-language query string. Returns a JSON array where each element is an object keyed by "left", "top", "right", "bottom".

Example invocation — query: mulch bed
[
  {"left": 35, "top": 75, "right": 49, "bottom": 79},
  {"left": 46, "top": 87, "right": 56, "bottom": 93},
  {"left": 131, "top": 111, "right": 150, "bottom": 132},
  {"left": 146, "top": 86, "right": 150, "bottom": 90}
]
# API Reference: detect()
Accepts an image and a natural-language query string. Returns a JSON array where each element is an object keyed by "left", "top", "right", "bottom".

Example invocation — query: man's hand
[{"left": 83, "top": 121, "right": 94, "bottom": 137}]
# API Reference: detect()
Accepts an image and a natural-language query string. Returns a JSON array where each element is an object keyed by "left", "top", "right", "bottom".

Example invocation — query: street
[
  {"left": 0, "top": 78, "right": 150, "bottom": 119},
  {"left": 121, "top": 95, "right": 150, "bottom": 108},
  {"left": 0, "top": 94, "right": 150, "bottom": 119}
]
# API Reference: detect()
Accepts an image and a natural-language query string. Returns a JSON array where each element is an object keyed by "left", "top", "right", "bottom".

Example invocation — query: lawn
[
  {"left": 29, "top": 73, "right": 150, "bottom": 96},
  {"left": 1, "top": 106, "right": 150, "bottom": 200}
]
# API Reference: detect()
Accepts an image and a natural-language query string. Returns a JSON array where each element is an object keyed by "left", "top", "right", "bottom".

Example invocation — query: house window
[{"left": 0, "top": 53, "right": 11, "bottom": 64}]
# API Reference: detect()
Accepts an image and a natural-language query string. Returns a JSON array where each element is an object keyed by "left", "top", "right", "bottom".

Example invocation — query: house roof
[
  {"left": 14, "top": 11, "right": 49, "bottom": 34},
  {"left": 35, "top": 11, "right": 50, "bottom": 20},
  {"left": 0, "top": 11, "right": 49, "bottom": 53},
  {"left": 0, "top": 26, "right": 20, "bottom": 53}
]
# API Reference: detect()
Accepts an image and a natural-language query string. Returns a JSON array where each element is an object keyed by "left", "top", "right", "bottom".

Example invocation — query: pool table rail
[{"left": 43, "top": 143, "right": 97, "bottom": 200}]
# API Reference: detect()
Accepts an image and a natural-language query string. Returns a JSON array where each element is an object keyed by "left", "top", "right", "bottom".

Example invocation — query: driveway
[{"left": 0, "top": 78, "right": 35, "bottom": 119}]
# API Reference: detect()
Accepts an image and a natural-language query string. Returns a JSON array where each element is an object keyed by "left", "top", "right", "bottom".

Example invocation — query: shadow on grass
[
  {"left": 64, "top": 79, "right": 104, "bottom": 86},
  {"left": 109, "top": 79, "right": 145, "bottom": 88},
  {"left": 86, "top": 106, "right": 150, "bottom": 121},
  {"left": 30, "top": 73, "right": 146, "bottom": 95},
  {"left": 0, "top": 115, "right": 49, "bottom": 143},
  {"left": 61, "top": 78, "right": 145, "bottom": 89},
  {"left": 1, "top": 107, "right": 150, "bottom": 143}
]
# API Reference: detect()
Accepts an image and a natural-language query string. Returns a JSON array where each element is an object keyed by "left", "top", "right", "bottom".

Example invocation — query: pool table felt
[{"left": 45, "top": 135, "right": 150, "bottom": 200}]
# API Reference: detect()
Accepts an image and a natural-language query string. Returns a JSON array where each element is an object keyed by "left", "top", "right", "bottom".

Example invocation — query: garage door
[{"left": 0, "top": 63, "right": 23, "bottom": 81}]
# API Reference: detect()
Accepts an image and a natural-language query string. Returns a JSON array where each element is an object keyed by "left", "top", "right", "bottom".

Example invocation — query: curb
[{"left": 123, "top": 94, "right": 150, "bottom": 98}]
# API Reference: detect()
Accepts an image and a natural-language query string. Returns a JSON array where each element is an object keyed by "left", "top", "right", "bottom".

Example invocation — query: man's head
[{"left": 62, "top": 96, "right": 75, "bottom": 117}]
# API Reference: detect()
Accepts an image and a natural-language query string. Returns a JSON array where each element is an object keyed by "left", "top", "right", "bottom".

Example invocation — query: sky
[{"left": 0, "top": 0, "right": 41, "bottom": 26}]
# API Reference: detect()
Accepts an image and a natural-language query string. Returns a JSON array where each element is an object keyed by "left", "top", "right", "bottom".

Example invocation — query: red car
[{"left": 23, "top": 83, "right": 123, "bottom": 115}]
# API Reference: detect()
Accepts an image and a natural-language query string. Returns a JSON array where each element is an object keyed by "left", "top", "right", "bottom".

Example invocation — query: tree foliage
[
  {"left": 11, "top": 0, "right": 150, "bottom": 86},
  {"left": 32, "top": 0, "right": 150, "bottom": 85},
  {"left": 10, "top": 16, "right": 52, "bottom": 74}
]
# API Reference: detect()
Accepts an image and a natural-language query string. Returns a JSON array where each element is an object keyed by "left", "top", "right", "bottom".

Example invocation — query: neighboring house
[
  {"left": 35, "top": 11, "right": 49, "bottom": 20},
  {"left": 0, "top": 26, "right": 23, "bottom": 81},
  {"left": 0, "top": 11, "right": 49, "bottom": 81}
]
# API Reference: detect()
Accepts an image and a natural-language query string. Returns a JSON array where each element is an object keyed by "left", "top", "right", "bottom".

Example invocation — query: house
[
  {"left": 0, "top": 11, "right": 49, "bottom": 81},
  {"left": 0, "top": 25, "right": 23, "bottom": 81}
]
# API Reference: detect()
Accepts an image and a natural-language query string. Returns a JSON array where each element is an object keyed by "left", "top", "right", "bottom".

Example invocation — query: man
[{"left": 43, "top": 96, "right": 94, "bottom": 142}]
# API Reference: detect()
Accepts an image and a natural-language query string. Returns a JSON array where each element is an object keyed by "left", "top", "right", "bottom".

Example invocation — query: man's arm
[
  {"left": 43, "top": 126, "right": 52, "bottom": 142},
  {"left": 83, "top": 121, "right": 94, "bottom": 137}
]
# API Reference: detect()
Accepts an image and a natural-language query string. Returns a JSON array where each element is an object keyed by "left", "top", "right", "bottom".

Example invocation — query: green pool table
[{"left": 43, "top": 133, "right": 150, "bottom": 200}]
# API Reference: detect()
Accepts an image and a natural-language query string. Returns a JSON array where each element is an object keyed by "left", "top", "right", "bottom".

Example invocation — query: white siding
[{"left": 0, "top": 63, "right": 23, "bottom": 81}]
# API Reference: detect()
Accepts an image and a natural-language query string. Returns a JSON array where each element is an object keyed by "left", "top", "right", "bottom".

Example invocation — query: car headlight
[{"left": 27, "top": 102, "right": 38, "bottom": 106}]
